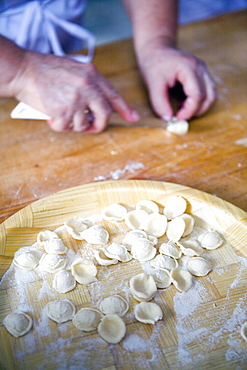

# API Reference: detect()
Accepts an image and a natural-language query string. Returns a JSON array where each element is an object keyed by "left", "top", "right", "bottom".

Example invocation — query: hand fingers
[
  {"left": 194, "top": 70, "right": 217, "bottom": 117},
  {"left": 146, "top": 77, "right": 174, "bottom": 120},
  {"left": 97, "top": 74, "right": 140, "bottom": 122},
  {"left": 176, "top": 61, "right": 217, "bottom": 120},
  {"left": 84, "top": 99, "right": 112, "bottom": 134}
]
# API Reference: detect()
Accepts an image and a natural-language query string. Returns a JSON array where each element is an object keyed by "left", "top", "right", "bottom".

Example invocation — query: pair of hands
[{"left": 15, "top": 45, "right": 217, "bottom": 133}]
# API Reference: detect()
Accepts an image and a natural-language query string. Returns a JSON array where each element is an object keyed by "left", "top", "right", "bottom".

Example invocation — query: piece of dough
[
  {"left": 241, "top": 321, "right": 247, "bottom": 342},
  {"left": 136, "top": 200, "right": 159, "bottom": 214},
  {"left": 125, "top": 209, "right": 148, "bottom": 230},
  {"left": 187, "top": 257, "right": 212, "bottom": 276},
  {"left": 129, "top": 273, "right": 157, "bottom": 302},
  {"left": 103, "top": 243, "right": 132, "bottom": 262},
  {"left": 53, "top": 270, "right": 76, "bottom": 293},
  {"left": 73, "top": 307, "right": 103, "bottom": 331},
  {"left": 37, "top": 230, "right": 59, "bottom": 245},
  {"left": 198, "top": 230, "right": 223, "bottom": 250},
  {"left": 150, "top": 254, "right": 177, "bottom": 271},
  {"left": 140, "top": 212, "right": 168, "bottom": 238},
  {"left": 3, "top": 312, "right": 32, "bottom": 338},
  {"left": 181, "top": 214, "right": 195, "bottom": 237},
  {"left": 97, "top": 295, "right": 129, "bottom": 317},
  {"left": 166, "top": 217, "right": 186, "bottom": 242},
  {"left": 81, "top": 225, "right": 109, "bottom": 244},
  {"left": 46, "top": 299, "right": 76, "bottom": 323},
  {"left": 163, "top": 196, "right": 187, "bottom": 220},
  {"left": 13, "top": 246, "right": 42, "bottom": 270},
  {"left": 131, "top": 238, "right": 157, "bottom": 262},
  {"left": 101, "top": 203, "right": 128, "bottom": 221},
  {"left": 43, "top": 238, "right": 67, "bottom": 255},
  {"left": 39, "top": 253, "right": 69, "bottom": 273},
  {"left": 159, "top": 241, "right": 182, "bottom": 259},
  {"left": 93, "top": 249, "right": 118, "bottom": 266},
  {"left": 148, "top": 268, "right": 171, "bottom": 289},
  {"left": 177, "top": 239, "right": 204, "bottom": 257},
  {"left": 64, "top": 219, "right": 89, "bottom": 240},
  {"left": 122, "top": 230, "right": 147, "bottom": 250},
  {"left": 166, "top": 118, "right": 189, "bottom": 135},
  {"left": 98, "top": 314, "right": 126, "bottom": 344},
  {"left": 71, "top": 258, "right": 97, "bottom": 284},
  {"left": 170, "top": 267, "right": 193, "bottom": 292},
  {"left": 134, "top": 302, "right": 163, "bottom": 324}
]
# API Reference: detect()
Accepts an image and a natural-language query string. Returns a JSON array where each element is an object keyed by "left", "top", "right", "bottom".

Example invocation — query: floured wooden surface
[{"left": 0, "top": 180, "right": 246, "bottom": 369}]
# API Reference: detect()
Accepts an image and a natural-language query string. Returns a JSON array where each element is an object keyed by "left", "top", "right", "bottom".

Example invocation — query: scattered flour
[
  {"left": 123, "top": 334, "right": 149, "bottom": 352},
  {"left": 94, "top": 161, "right": 145, "bottom": 181},
  {"left": 235, "top": 138, "right": 247, "bottom": 147}
]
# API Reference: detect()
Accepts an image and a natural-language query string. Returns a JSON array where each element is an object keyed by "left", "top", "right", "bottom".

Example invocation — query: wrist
[{"left": 135, "top": 35, "right": 176, "bottom": 68}]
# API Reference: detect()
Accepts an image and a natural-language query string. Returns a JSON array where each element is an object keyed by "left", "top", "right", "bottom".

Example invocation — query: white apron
[{"left": 0, "top": 0, "right": 95, "bottom": 63}]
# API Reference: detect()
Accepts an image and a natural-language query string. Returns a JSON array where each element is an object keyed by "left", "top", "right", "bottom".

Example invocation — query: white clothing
[{"left": 0, "top": 0, "right": 95, "bottom": 63}]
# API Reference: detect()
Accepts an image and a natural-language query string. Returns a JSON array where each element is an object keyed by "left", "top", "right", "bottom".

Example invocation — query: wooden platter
[{"left": 0, "top": 180, "right": 247, "bottom": 369}]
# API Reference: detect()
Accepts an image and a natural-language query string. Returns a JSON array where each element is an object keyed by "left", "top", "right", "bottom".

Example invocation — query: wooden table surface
[{"left": 0, "top": 10, "right": 246, "bottom": 225}]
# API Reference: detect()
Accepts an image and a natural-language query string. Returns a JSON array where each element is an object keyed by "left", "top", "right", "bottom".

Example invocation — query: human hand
[
  {"left": 13, "top": 51, "right": 140, "bottom": 133},
  {"left": 137, "top": 45, "right": 217, "bottom": 121}
]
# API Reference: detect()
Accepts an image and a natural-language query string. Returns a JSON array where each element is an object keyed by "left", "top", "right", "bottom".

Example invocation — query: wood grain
[
  {"left": 0, "top": 11, "right": 247, "bottom": 227},
  {"left": 0, "top": 180, "right": 246, "bottom": 369}
]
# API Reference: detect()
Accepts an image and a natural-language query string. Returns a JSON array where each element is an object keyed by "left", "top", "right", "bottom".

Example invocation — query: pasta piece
[
  {"left": 39, "top": 253, "right": 69, "bottom": 273},
  {"left": 81, "top": 225, "right": 109, "bottom": 244},
  {"left": 166, "top": 217, "right": 186, "bottom": 241},
  {"left": 43, "top": 238, "right": 67, "bottom": 254},
  {"left": 136, "top": 200, "right": 159, "bottom": 214},
  {"left": 93, "top": 249, "right": 118, "bottom": 266},
  {"left": 103, "top": 243, "right": 132, "bottom": 262},
  {"left": 97, "top": 295, "right": 129, "bottom": 317},
  {"left": 241, "top": 321, "right": 247, "bottom": 342},
  {"left": 181, "top": 214, "right": 195, "bottom": 236},
  {"left": 13, "top": 246, "right": 42, "bottom": 270},
  {"left": 53, "top": 270, "right": 76, "bottom": 293},
  {"left": 134, "top": 302, "right": 163, "bottom": 324},
  {"left": 37, "top": 230, "right": 59, "bottom": 245},
  {"left": 148, "top": 235, "right": 158, "bottom": 246},
  {"left": 46, "top": 299, "right": 76, "bottom": 323},
  {"left": 163, "top": 196, "right": 187, "bottom": 220},
  {"left": 166, "top": 118, "right": 189, "bottom": 136},
  {"left": 150, "top": 254, "right": 177, "bottom": 271},
  {"left": 131, "top": 238, "right": 156, "bottom": 262},
  {"left": 125, "top": 209, "right": 148, "bottom": 230},
  {"left": 149, "top": 268, "right": 171, "bottom": 289},
  {"left": 198, "top": 231, "right": 223, "bottom": 250},
  {"left": 187, "top": 257, "right": 212, "bottom": 276},
  {"left": 64, "top": 219, "right": 89, "bottom": 240},
  {"left": 170, "top": 268, "right": 193, "bottom": 292},
  {"left": 101, "top": 203, "right": 128, "bottom": 221},
  {"left": 177, "top": 239, "right": 204, "bottom": 256},
  {"left": 3, "top": 312, "right": 32, "bottom": 338},
  {"left": 98, "top": 314, "right": 126, "bottom": 344},
  {"left": 122, "top": 230, "right": 147, "bottom": 250},
  {"left": 141, "top": 213, "right": 168, "bottom": 237},
  {"left": 159, "top": 241, "right": 182, "bottom": 259},
  {"left": 73, "top": 308, "right": 103, "bottom": 332},
  {"left": 129, "top": 273, "right": 157, "bottom": 302},
  {"left": 71, "top": 258, "right": 97, "bottom": 284}
]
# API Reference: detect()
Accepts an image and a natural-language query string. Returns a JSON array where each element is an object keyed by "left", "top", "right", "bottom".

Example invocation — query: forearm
[
  {"left": 0, "top": 35, "right": 26, "bottom": 97},
  {"left": 122, "top": 0, "right": 178, "bottom": 54}
]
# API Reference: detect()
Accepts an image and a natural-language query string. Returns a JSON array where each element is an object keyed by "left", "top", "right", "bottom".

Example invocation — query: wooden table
[
  {"left": 0, "top": 10, "right": 247, "bottom": 370},
  {"left": 0, "top": 11, "right": 246, "bottom": 223}
]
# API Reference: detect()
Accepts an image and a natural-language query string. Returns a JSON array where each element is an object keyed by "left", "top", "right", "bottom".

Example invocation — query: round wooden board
[{"left": 0, "top": 180, "right": 247, "bottom": 369}]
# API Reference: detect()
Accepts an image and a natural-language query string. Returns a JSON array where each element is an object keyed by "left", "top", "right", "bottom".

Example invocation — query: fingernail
[
  {"left": 131, "top": 110, "right": 140, "bottom": 121},
  {"left": 161, "top": 115, "right": 172, "bottom": 122}
]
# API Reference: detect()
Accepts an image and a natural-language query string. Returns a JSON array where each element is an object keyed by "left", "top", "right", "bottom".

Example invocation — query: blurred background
[{"left": 84, "top": 0, "right": 247, "bottom": 45}]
